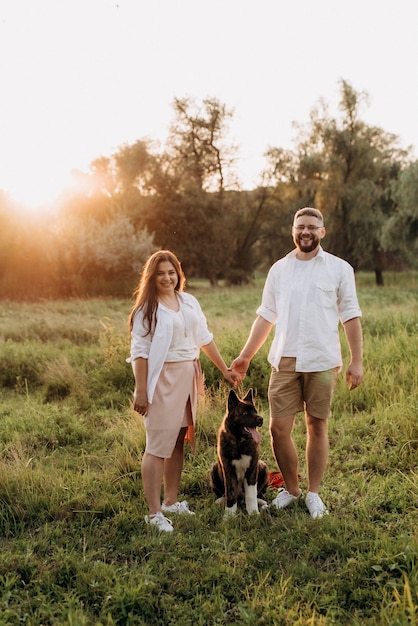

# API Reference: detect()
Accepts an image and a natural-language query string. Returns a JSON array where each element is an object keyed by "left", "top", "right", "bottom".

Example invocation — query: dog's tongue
[{"left": 249, "top": 428, "right": 261, "bottom": 444}]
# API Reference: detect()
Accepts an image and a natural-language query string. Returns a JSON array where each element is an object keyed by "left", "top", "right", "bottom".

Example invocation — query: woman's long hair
[{"left": 128, "top": 250, "right": 186, "bottom": 335}]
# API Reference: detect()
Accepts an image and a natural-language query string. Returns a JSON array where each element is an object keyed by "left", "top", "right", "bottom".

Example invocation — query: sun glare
[{"left": 1, "top": 169, "right": 76, "bottom": 215}]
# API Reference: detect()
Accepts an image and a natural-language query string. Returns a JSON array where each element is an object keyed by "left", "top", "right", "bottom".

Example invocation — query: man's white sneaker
[
  {"left": 305, "top": 491, "right": 329, "bottom": 519},
  {"left": 162, "top": 501, "right": 195, "bottom": 515},
  {"left": 271, "top": 488, "right": 302, "bottom": 510},
  {"left": 144, "top": 512, "right": 174, "bottom": 532}
]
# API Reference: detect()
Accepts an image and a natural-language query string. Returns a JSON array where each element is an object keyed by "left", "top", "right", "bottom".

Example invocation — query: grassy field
[{"left": 0, "top": 272, "right": 417, "bottom": 625}]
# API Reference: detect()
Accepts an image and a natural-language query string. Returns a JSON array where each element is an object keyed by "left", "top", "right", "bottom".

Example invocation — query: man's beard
[{"left": 295, "top": 234, "right": 320, "bottom": 253}]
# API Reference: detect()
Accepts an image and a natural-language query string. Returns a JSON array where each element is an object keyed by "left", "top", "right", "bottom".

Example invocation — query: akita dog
[{"left": 210, "top": 389, "right": 268, "bottom": 515}]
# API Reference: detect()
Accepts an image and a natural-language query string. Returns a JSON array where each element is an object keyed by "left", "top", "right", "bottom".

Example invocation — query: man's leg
[
  {"left": 270, "top": 415, "right": 300, "bottom": 496},
  {"left": 305, "top": 412, "right": 328, "bottom": 493}
]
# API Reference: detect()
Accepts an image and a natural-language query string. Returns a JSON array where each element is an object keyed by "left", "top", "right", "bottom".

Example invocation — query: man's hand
[
  {"left": 230, "top": 355, "right": 250, "bottom": 381},
  {"left": 346, "top": 362, "right": 363, "bottom": 390}
]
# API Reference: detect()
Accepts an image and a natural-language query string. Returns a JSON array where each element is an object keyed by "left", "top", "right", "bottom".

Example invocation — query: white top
[
  {"left": 128, "top": 291, "right": 213, "bottom": 403},
  {"left": 282, "top": 257, "right": 305, "bottom": 356},
  {"left": 256, "top": 247, "right": 362, "bottom": 372},
  {"left": 165, "top": 303, "right": 200, "bottom": 362}
]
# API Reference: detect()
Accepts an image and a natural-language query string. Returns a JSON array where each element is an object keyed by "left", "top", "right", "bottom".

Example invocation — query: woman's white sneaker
[
  {"left": 305, "top": 492, "right": 329, "bottom": 519},
  {"left": 162, "top": 501, "right": 195, "bottom": 515},
  {"left": 271, "top": 488, "right": 302, "bottom": 509},
  {"left": 145, "top": 512, "right": 174, "bottom": 532}
]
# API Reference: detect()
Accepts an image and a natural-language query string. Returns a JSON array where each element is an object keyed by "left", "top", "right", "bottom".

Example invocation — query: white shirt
[
  {"left": 256, "top": 247, "right": 362, "bottom": 372},
  {"left": 165, "top": 303, "right": 200, "bottom": 362},
  {"left": 128, "top": 291, "right": 213, "bottom": 403},
  {"left": 282, "top": 258, "right": 305, "bottom": 355}
]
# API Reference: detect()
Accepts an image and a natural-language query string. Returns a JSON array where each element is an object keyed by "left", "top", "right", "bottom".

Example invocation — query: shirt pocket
[{"left": 315, "top": 283, "right": 336, "bottom": 307}]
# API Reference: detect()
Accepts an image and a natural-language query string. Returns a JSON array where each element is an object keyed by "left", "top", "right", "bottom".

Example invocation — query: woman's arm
[
  {"left": 201, "top": 341, "right": 241, "bottom": 386},
  {"left": 132, "top": 357, "right": 149, "bottom": 414}
]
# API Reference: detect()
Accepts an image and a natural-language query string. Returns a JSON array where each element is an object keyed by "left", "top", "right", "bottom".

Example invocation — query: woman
[{"left": 128, "top": 250, "right": 240, "bottom": 532}]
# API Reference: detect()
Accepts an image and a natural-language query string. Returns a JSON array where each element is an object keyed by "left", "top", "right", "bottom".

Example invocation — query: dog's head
[{"left": 224, "top": 388, "right": 263, "bottom": 442}]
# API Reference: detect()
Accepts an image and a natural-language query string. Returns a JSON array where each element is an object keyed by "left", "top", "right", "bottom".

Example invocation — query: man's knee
[
  {"left": 306, "top": 413, "right": 328, "bottom": 436},
  {"left": 270, "top": 415, "right": 294, "bottom": 438}
]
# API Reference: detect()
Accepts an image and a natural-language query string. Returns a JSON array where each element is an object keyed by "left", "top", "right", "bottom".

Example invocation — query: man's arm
[
  {"left": 343, "top": 317, "right": 363, "bottom": 390},
  {"left": 230, "top": 316, "right": 273, "bottom": 378}
]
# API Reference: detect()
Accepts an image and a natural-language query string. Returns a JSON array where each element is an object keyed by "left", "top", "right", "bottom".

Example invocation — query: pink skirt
[{"left": 144, "top": 360, "right": 203, "bottom": 458}]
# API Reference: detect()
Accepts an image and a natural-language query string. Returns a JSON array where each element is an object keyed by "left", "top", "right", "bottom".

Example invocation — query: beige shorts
[{"left": 268, "top": 357, "right": 339, "bottom": 420}]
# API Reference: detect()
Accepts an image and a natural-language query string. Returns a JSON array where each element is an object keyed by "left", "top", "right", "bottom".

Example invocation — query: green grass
[{"left": 0, "top": 272, "right": 417, "bottom": 624}]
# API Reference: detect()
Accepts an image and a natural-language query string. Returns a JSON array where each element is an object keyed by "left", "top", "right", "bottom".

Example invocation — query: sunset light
[
  {"left": 1, "top": 1, "right": 417, "bottom": 218},
  {"left": 0, "top": 2, "right": 416, "bottom": 619},
  {"left": 1, "top": 166, "right": 74, "bottom": 214}
]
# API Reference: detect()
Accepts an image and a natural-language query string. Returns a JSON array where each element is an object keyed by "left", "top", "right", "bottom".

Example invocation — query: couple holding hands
[{"left": 128, "top": 208, "right": 363, "bottom": 532}]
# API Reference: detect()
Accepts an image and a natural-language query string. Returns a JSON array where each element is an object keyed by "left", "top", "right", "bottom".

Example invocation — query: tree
[
  {"left": 142, "top": 97, "right": 239, "bottom": 284},
  {"left": 56, "top": 140, "right": 158, "bottom": 230},
  {"left": 259, "top": 147, "right": 325, "bottom": 266},
  {"left": 54, "top": 214, "right": 156, "bottom": 296},
  {"left": 381, "top": 160, "right": 418, "bottom": 268},
  {"left": 167, "top": 97, "right": 237, "bottom": 193},
  {"left": 288, "top": 80, "right": 409, "bottom": 284}
]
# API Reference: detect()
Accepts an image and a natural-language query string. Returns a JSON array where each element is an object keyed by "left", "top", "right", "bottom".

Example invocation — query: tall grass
[{"left": 0, "top": 272, "right": 417, "bottom": 624}]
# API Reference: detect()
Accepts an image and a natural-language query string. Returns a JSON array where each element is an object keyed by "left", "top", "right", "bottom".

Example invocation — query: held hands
[
  {"left": 229, "top": 353, "right": 364, "bottom": 391},
  {"left": 226, "top": 355, "right": 251, "bottom": 386},
  {"left": 224, "top": 368, "right": 242, "bottom": 387},
  {"left": 230, "top": 355, "right": 250, "bottom": 379}
]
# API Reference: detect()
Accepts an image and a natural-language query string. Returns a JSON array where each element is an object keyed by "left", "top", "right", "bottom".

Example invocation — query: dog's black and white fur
[{"left": 210, "top": 389, "right": 268, "bottom": 515}]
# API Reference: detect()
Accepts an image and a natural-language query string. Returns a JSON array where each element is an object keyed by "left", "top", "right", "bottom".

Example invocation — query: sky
[{"left": 1, "top": 0, "right": 417, "bottom": 211}]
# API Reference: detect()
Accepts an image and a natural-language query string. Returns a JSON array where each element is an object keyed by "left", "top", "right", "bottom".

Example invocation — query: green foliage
[
  {"left": 0, "top": 279, "right": 417, "bottom": 623},
  {"left": 267, "top": 80, "right": 410, "bottom": 277},
  {"left": 0, "top": 340, "right": 50, "bottom": 389},
  {"left": 61, "top": 214, "right": 156, "bottom": 278},
  {"left": 0, "top": 212, "right": 155, "bottom": 299},
  {"left": 2, "top": 84, "right": 415, "bottom": 299},
  {"left": 382, "top": 160, "right": 418, "bottom": 268}
]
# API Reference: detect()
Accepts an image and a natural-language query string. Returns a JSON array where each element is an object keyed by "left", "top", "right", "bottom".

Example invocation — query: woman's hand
[
  {"left": 223, "top": 368, "right": 243, "bottom": 387},
  {"left": 133, "top": 388, "right": 149, "bottom": 415}
]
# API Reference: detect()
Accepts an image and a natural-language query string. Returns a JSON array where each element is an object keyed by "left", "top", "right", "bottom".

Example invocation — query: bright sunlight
[
  {"left": 1, "top": 159, "right": 81, "bottom": 215},
  {"left": 4, "top": 182, "right": 65, "bottom": 215},
  {"left": 1, "top": 1, "right": 417, "bottom": 219}
]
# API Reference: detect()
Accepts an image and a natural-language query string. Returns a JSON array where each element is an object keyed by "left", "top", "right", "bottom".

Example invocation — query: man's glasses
[{"left": 293, "top": 225, "right": 323, "bottom": 232}]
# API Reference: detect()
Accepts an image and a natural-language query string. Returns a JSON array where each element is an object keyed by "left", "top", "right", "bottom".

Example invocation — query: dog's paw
[{"left": 223, "top": 503, "right": 238, "bottom": 517}]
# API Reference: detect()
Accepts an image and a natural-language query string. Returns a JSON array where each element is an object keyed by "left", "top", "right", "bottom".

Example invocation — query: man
[{"left": 231, "top": 207, "right": 363, "bottom": 519}]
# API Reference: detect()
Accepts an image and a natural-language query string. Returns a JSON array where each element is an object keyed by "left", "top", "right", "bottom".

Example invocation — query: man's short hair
[{"left": 294, "top": 207, "right": 324, "bottom": 225}]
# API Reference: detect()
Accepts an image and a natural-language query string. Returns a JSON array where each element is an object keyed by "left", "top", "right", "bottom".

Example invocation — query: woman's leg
[
  {"left": 163, "top": 426, "right": 188, "bottom": 506},
  {"left": 141, "top": 451, "right": 164, "bottom": 515}
]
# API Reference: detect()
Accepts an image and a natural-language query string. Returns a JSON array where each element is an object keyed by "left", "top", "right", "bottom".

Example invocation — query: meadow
[{"left": 0, "top": 272, "right": 417, "bottom": 625}]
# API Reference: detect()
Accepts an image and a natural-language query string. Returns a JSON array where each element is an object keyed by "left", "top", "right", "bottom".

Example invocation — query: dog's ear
[
  {"left": 228, "top": 389, "right": 239, "bottom": 410},
  {"left": 243, "top": 388, "right": 254, "bottom": 404}
]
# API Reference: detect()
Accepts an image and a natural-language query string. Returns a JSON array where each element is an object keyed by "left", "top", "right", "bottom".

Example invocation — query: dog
[{"left": 210, "top": 388, "right": 268, "bottom": 515}]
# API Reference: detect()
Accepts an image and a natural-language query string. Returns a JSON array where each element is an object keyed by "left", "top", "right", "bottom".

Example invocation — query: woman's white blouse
[{"left": 127, "top": 292, "right": 213, "bottom": 403}]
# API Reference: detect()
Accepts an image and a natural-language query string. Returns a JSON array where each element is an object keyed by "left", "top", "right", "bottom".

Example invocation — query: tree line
[{"left": 1, "top": 79, "right": 417, "bottom": 299}]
